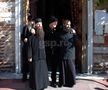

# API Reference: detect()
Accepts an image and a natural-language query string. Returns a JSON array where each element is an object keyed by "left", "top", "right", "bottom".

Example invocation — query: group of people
[{"left": 21, "top": 15, "right": 78, "bottom": 90}]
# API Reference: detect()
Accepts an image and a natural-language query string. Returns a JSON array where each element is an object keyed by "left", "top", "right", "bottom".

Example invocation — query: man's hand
[
  {"left": 31, "top": 28, "right": 35, "bottom": 35},
  {"left": 24, "top": 38, "right": 28, "bottom": 42},
  {"left": 28, "top": 58, "right": 32, "bottom": 62}
]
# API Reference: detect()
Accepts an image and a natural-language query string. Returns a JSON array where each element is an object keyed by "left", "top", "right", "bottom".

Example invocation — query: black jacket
[{"left": 59, "top": 28, "right": 78, "bottom": 60}]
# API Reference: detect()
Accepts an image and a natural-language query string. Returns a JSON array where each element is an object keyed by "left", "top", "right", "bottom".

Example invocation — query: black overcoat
[
  {"left": 44, "top": 28, "right": 60, "bottom": 67},
  {"left": 59, "top": 28, "right": 78, "bottom": 87},
  {"left": 59, "top": 29, "right": 78, "bottom": 60},
  {"left": 21, "top": 25, "right": 30, "bottom": 73}
]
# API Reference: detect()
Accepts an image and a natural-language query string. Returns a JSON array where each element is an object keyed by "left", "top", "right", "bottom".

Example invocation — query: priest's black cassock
[{"left": 28, "top": 30, "right": 49, "bottom": 90}]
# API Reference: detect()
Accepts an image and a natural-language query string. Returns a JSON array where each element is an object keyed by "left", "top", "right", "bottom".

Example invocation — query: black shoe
[
  {"left": 50, "top": 82, "right": 57, "bottom": 88},
  {"left": 58, "top": 84, "right": 63, "bottom": 87},
  {"left": 63, "top": 84, "right": 74, "bottom": 87}
]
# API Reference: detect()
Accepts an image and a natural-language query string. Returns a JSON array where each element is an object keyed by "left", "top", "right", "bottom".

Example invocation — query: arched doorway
[{"left": 29, "top": 0, "right": 83, "bottom": 73}]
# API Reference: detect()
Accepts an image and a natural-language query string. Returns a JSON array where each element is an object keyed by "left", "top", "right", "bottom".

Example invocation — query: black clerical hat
[
  {"left": 35, "top": 18, "right": 42, "bottom": 23},
  {"left": 49, "top": 16, "right": 58, "bottom": 24}
]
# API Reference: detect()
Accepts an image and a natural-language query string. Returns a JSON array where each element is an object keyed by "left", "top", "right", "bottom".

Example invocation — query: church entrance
[{"left": 29, "top": 0, "right": 83, "bottom": 73}]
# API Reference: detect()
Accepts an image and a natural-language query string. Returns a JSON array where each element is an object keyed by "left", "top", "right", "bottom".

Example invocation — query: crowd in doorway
[{"left": 21, "top": 15, "right": 78, "bottom": 90}]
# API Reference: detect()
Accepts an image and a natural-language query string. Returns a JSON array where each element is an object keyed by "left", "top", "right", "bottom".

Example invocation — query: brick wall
[{"left": 0, "top": 0, "right": 15, "bottom": 72}]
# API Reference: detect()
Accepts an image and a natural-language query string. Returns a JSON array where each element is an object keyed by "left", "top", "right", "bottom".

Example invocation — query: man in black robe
[
  {"left": 28, "top": 18, "right": 49, "bottom": 90},
  {"left": 21, "top": 15, "right": 34, "bottom": 81},
  {"left": 45, "top": 16, "right": 61, "bottom": 87},
  {"left": 59, "top": 19, "right": 78, "bottom": 87}
]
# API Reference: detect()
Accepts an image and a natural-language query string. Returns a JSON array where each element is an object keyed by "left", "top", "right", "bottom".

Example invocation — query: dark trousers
[
  {"left": 51, "top": 55, "right": 63, "bottom": 84},
  {"left": 22, "top": 61, "right": 29, "bottom": 80},
  {"left": 51, "top": 57, "right": 58, "bottom": 83},
  {"left": 21, "top": 44, "right": 29, "bottom": 80}
]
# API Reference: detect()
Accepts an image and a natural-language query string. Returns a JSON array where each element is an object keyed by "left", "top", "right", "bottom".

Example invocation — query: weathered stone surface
[{"left": 0, "top": 0, "right": 15, "bottom": 72}]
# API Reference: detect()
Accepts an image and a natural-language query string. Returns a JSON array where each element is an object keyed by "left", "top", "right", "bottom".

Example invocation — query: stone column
[
  {"left": 86, "top": 0, "right": 93, "bottom": 74},
  {"left": 15, "top": 0, "right": 23, "bottom": 73}
]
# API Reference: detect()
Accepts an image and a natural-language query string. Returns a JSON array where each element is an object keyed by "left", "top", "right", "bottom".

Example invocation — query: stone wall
[{"left": 0, "top": 0, "right": 15, "bottom": 72}]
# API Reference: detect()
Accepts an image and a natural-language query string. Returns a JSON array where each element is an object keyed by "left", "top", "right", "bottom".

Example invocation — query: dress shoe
[
  {"left": 58, "top": 84, "right": 63, "bottom": 87},
  {"left": 50, "top": 82, "right": 57, "bottom": 88},
  {"left": 63, "top": 84, "right": 74, "bottom": 87}
]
